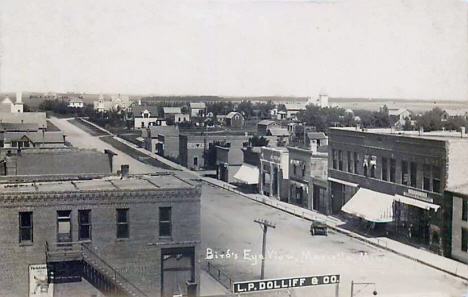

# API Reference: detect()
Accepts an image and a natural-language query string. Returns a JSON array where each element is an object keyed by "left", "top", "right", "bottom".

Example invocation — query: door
[{"left": 57, "top": 211, "right": 72, "bottom": 247}]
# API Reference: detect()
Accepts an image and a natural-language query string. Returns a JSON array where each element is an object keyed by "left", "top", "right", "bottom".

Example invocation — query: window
[
  {"left": 390, "top": 159, "right": 396, "bottom": 182},
  {"left": 193, "top": 157, "right": 198, "bottom": 166},
  {"left": 338, "top": 150, "right": 343, "bottom": 171},
  {"left": 19, "top": 212, "right": 33, "bottom": 243},
  {"left": 79, "top": 210, "right": 91, "bottom": 240},
  {"left": 301, "top": 165, "right": 305, "bottom": 177},
  {"left": 410, "top": 162, "right": 417, "bottom": 187},
  {"left": 462, "top": 228, "right": 468, "bottom": 252},
  {"left": 354, "top": 152, "right": 359, "bottom": 174},
  {"left": 117, "top": 209, "right": 129, "bottom": 239},
  {"left": 370, "top": 155, "right": 377, "bottom": 178},
  {"left": 293, "top": 164, "right": 297, "bottom": 175},
  {"left": 423, "top": 164, "right": 431, "bottom": 191},
  {"left": 332, "top": 149, "right": 337, "bottom": 169},
  {"left": 159, "top": 207, "right": 172, "bottom": 237},
  {"left": 382, "top": 157, "right": 388, "bottom": 181},
  {"left": 401, "top": 161, "right": 408, "bottom": 185},
  {"left": 11, "top": 141, "right": 18, "bottom": 148},
  {"left": 363, "top": 164, "right": 368, "bottom": 177},
  {"left": 347, "top": 152, "right": 352, "bottom": 173},
  {"left": 463, "top": 199, "right": 468, "bottom": 222},
  {"left": 432, "top": 166, "right": 441, "bottom": 193}
]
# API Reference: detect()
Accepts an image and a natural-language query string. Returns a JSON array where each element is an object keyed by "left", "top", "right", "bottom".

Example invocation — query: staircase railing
[
  {"left": 45, "top": 241, "right": 148, "bottom": 297},
  {"left": 81, "top": 243, "right": 149, "bottom": 297}
]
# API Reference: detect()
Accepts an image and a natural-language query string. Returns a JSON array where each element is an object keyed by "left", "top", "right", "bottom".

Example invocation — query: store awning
[
  {"left": 394, "top": 195, "right": 441, "bottom": 211},
  {"left": 341, "top": 188, "right": 394, "bottom": 223},
  {"left": 234, "top": 164, "right": 259, "bottom": 185},
  {"left": 328, "top": 177, "right": 359, "bottom": 188}
]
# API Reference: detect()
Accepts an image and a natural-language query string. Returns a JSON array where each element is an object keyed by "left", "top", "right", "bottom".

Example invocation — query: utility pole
[{"left": 254, "top": 219, "right": 276, "bottom": 280}]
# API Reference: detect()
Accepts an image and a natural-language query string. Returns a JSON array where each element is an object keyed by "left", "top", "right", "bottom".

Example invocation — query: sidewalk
[
  {"left": 78, "top": 118, "right": 468, "bottom": 282},
  {"left": 200, "top": 270, "right": 229, "bottom": 296}
]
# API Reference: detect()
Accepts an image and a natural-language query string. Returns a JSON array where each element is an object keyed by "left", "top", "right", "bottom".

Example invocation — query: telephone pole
[{"left": 254, "top": 219, "right": 276, "bottom": 280}]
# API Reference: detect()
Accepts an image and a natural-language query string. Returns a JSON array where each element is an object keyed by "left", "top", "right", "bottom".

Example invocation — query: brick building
[
  {"left": 0, "top": 173, "right": 201, "bottom": 297},
  {"left": 179, "top": 134, "right": 249, "bottom": 171},
  {"left": 259, "top": 147, "right": 289, "bottom": 201},
  {"left": 328, "top": 127, "right": 468, "bottom": 256}
]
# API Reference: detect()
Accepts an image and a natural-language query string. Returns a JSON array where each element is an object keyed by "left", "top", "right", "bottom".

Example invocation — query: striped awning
[{"left": 341, "top": 188, "right": 394, "bottom": 223}]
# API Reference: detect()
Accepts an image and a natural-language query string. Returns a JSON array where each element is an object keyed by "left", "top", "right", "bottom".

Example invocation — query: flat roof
[
  {"left": 330, "top": 127, "right": 468, "bottom": 142},
  {"left": 0, "top": 174, "right": 194, "bottom": 194}
]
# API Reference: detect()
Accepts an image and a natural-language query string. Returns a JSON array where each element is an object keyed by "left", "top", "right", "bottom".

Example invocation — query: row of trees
[{"left": 412, "top": 107, "right": 467, "bottom": 132}]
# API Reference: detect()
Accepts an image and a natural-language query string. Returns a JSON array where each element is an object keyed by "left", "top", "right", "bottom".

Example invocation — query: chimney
[
  {"left": 461, "top": 127, "right": 466, "bottom": 138},
  {"left": 120, "top": 164, "right": 129, "bottom": 178},
  {"left": 104, "top": 149, "right": 117, "bottom": 172},
  {"left": 16, "top": 92, "right": 22, "bottom": 104}
]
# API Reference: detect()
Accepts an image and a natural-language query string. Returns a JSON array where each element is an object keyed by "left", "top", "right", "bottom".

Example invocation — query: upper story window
[
  {"left": 381, "top": 157, "right": 388, "bottom": 181},
  {"left": 116, "top": 209, "right": 129, "bottom": 239},
  {"left": 390, "top": 159, "right": 396, "bottom": 183},
  {"left": 159, "top": 207, "right": 172, "bottom": 237},
  {"left": 401, "top": 161, "right": 408, "bottom": 185},
  {"left": 353, "top": 152, "right": 359, "bottom": 175},
  {"left": 79, "top": 210, "right": 92, "bottom": 241},
  {"left": 347, "top": 151, "right": 353, "bottom": 173},
  {"left": 463, "top": 199, "right": 468, "bottom": 222},
  {"left": 338, "top": 150, "right": 343, "bottom": 171},
  {"left": 332, "top": 149, "right": 337, "bottom": 170},
  {"left": 423, "top": 164, "right": 431, "bottom": 191},
  {"left": 432, "top": 166, "right": 441, "bottom": 193},
  {"left": 410, "top": 162, "right": 417, "bottom": 187},
  {"left": 19, "top": 212, "right": 33, "bottom": 244}
]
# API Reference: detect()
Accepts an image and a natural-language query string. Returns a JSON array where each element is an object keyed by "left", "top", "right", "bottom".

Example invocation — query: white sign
[{"left": 29, "top": 264, "right": 53, "bottom": 297}]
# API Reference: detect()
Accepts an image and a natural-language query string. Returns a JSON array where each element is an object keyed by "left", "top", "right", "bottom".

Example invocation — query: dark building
[
  {"left": 328, "top": 127, "right": 468, "bottom": 256},
  {"left": 215, "top": 143, "right": 244, "bottom": 183},
  {"left": 0, "top": 173, "right": 201, "bottom": 297},
  {"left": 179, "top": 134, "right": 249, "bottom": 171},
  {"left": 225, "top": 112, "right": 244, "bottom": 128}
]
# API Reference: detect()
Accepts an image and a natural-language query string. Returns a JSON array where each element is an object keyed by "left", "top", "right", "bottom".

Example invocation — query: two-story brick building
[
  {"left": 0, "top": 173, "right": 201, "bottom": 297},
  {"left": 259, "top": 147, "right": 289, "bottom": 201},
  {"left": 328, "top": 127, "right": 468, "bottom": 256}
]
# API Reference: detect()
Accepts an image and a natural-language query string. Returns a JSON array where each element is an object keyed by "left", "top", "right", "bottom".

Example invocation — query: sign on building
[
  {"left": 29, "top": 264, "right": 53, "bottom": 297},
  {"left": 233, "top": 274, "right": 340, "bottom": 293}
]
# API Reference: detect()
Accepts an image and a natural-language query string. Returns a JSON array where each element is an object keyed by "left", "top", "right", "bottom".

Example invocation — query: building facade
[
  {"left": 259, "top": 147, "right": 289, "bottom": 201},
  {"left": 0, "top": 173, "right": 201, "bottom": 297},
  {"left": 328, "top": 128, "right": 468, "bottom": 256}
]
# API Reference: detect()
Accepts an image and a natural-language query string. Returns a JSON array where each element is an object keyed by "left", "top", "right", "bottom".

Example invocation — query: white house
[
  {"left": 133, "top": 106, "right": 161, "bottom": 128},
  {"left": 68, "top": 97, "right": 84, "bottom": 108},
  {"left": 190, "top": 102, "right": 206, "bottom": 118},
  {"left": 389, "top": 108, "right": 411, "bottom": 127},
  {"left": 1, "top": 92, "right": 24, "bottom": 113},
  {"left": 285, "top": 103, "right": 306, "bottom": 119}
]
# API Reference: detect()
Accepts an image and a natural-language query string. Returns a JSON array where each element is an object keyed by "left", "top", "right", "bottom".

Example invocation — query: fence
[{"left": 205, "top": 262, "right": 234, "bottom": 291}]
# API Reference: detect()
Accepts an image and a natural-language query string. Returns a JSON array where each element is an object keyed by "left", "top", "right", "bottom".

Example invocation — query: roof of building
[
  {"left": 267, "top": 127, "right": 290, "bottom": 136},
  {"left": 132, "top": 105, "right": 160, "bottom": 117},
  {"left": 10, "top": 148, "right": 112, "bottom": 176},
  {"left": 444, "top": 109, "right": 468, "bottom": 117},
  {"left": 0, "top": 123, "right": 39, "bottom": 131},
  {"left": 4, "top": 131, "right": 65, "bottom": 144},
  {"left": 226, "top": 111, "right": 243, "bottom": 119},
  {"left": 149, "top": 125, "right": 179, "bottom": 137},
  {"left": 0, "top": 112, "right": 47, "bottom": 128},
  {"left": 257, "top": 120, "right": 276, "bottom": 126},
  {"left": 388, "top": 108, "right": 410, "bottom": 116},
  {"left": 1, "top": 97, "right": 13, "bottom": 105},
  {"left": 307, "top": 132, "right": 327, "bottom": 140},
  {"left": 0, "top": 174, "right": 194, "bottom": 194},
  {"left": 163, "top": 107, "right": 182, "bottom": 114},
  {"left": 190, "top": 102, "right": 206, "bottom": 109},
  {"left": 69, "top": 97, "right": 84, "bottom": 103},
  {"left": 285, "top": 103, "right": 306, "bottom": 111}
]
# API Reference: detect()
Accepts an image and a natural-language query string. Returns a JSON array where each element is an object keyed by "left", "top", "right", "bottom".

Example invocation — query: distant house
[
  {"left": 442, "top": 110, "right": 468, "bottom": 121},
  {"left": 266, "top": 127, "right": 290, "bottom": 147},
  {"left": 190, "top": 102, "right": 206, "bottom": 118},
  {"left": 225, "top": 112, "right": 244, "bottom": 128},
  {"left": 270, "top": 109, "right": 287, "bottom": 120},
  {"left": 133, "top": 106, "right": 160, "bottom": 128},
  {"left": 93, "top": 94, "right": 132, "bottom": 113},
  {"left": 257, "top": 120, "right": 279, "bottom": 136},
  {"left": 389, "top": 108, "right": 411, "bottom": 127},
  {"left": 1, "top": 92, "right": 24, "bottom": 113},
  {"left": 306, "top": 132, "right": 328, "bottom": 153},
  {"left": 163, "top": 107, "right": 190, "bottom": 123},
  {"left": 143, "top": 125, "right": 180, "bottom": 159},
  {"left": 68, "top": 97, "right": 84, "bottom": 108},
  {"left": 285, "top": 103, "right": 306, "bottom": 119}
]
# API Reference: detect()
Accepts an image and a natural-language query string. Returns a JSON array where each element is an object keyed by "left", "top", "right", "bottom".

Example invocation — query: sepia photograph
[{"left": 0, "top": 0, "right": 467, "bottom": 296}]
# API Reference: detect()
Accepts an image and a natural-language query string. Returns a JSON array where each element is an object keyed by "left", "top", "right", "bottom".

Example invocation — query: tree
[
  {"left": 402, "top": 117, "right": 413, "bottom": 131},
  {"left": 249, "top": 136, "right": 269, "bottom": 147},
  {"left": 417, "top": 108, "right": 443, "bottom": 131},
  {"left": 236, "top": 100, "right": 255, "bottom": 119}
]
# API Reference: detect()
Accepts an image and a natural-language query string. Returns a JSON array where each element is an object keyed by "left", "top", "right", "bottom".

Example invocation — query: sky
[{"left": 0, "top": 0, "right": 467, "bottom": 100}]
